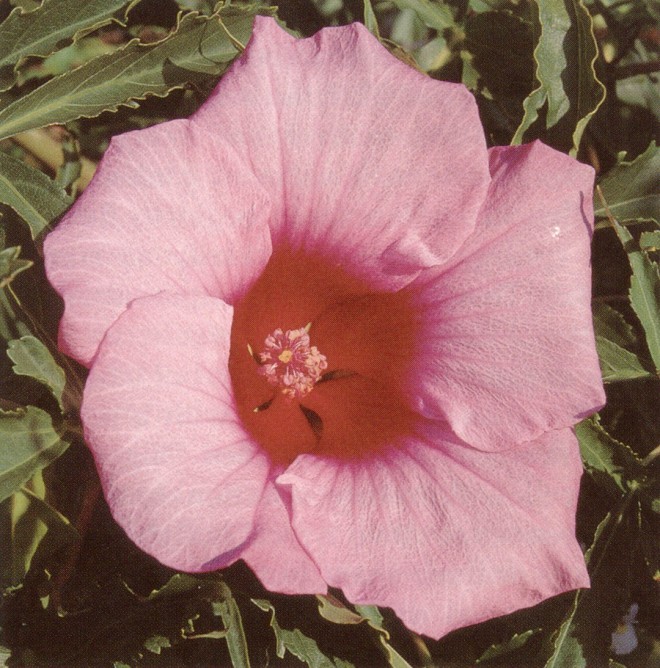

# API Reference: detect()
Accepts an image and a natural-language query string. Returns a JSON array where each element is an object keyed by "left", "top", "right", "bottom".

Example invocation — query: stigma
[{"left": 256, "top": 326, "right": 328, "bottom": 399}]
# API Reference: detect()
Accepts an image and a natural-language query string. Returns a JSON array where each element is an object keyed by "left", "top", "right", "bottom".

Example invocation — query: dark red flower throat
[{"left": 229, "top": 248, "right": 418, "bottom": 466}]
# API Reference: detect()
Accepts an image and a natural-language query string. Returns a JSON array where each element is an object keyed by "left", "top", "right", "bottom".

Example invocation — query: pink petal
[
  {"left": 193, "top": 17, "right": 490, "bottom": 290},
  {"left": 235, "top": 483, "right": 327, "bottom": 594},
  {"left": 44, "top": 119, "right": 272, "bottom": 367},
  {"left": 82, "top": 294, "right": 271, "bottom": 572},
  {"left": 407, "top": 142, "right": 605, "bottom": 450},
  {"left": 278, "top": 426, "right": 588, "bottom": 639}
]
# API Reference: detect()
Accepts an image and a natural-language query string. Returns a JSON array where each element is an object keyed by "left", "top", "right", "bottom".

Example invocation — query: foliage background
[{"left": 0, "top": 0, "right": 658, "bottom": 666}]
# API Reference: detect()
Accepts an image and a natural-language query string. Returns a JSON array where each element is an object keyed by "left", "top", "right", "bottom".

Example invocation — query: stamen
[{"left": 256, "top": 327, "right": 328, "bottom": 399}]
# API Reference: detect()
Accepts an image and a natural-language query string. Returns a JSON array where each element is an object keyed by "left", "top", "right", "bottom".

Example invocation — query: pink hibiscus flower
[{"left": 44, "top": 17, "right": 605, "bottom": 639}]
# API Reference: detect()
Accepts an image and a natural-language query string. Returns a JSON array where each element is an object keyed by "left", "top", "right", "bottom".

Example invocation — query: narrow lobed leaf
[
  {"left": 0, "top": 7, "right": 271, "bottom": 142},
  {"left": 594, "top": 142, "right": 659, "bottom": 223},
  {"left": 640, "top": 230, "right": 660, "bottom": 252},
  {"left": 595, "top": 337, "right": 653, "bottom": 383},
  {"left": 8, "top": 336, "right": 66, "bottom": 411},
  {"left": 512, "top": 0, "right": 605, "bottom": 155},
  {"left": 576, "top": 417, "right": 645, "bottom": 498},
  {"left": 363, "top": 0, "right": 382, "bottom": 40},
  {"left": 611, "top": 218, "right": 660, "bottom": 372},
  {"left": 477, "top": 629, "right": 542, "bottom": 663},
  {"left": 254, "top": 598, "right": 351, "bottom": 668},
  {"left": 0, "top": 151, "right": 72, "bottom": 239},
  {"left": 0, "top": 0, "right": 134, "bottom": 91},
  {"left": 213, "top": 582, "right": 251, "bottom": 668},
  {"left": 0, "top": 246, "right": 33, "bottom": 289},
  {"left": 592, "top": 298, "right": 652, "bottom": 382},
  {"left": 389, "top": 0, "right": 456, "bottom": 32},
  {"left": 0, "top": 406, "right": 69, "bottom": 505},
  {"left": 592, "top": 302, "right": 638, "bottom": 349}
]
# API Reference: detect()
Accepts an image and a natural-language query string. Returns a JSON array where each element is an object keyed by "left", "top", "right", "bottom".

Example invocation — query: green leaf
[
  {"left": 0, "top": 7, "right": 269, "bottom": 141},
  {"left": 316, "top": 594, "right": 364, "bottom": 625},
  {"left": 593, "top": 302, "right": 637, "bottom": 349},
  {"left": 640, "top": 230, "right": 660, "bottom": 252},
  {"left": 15, "top": 486, "right": 79, "bottom": 543},
  {"left": 0, "top": 0, "right": 134, "bottom": 91},
  {"left": 0, "top": 152, "right": 72, "bottom": 239},
  {"left": 389, "top": 0, "right": 455, "bottom": 32},
  {"left": 0, "top": 246, "right": 33, "bottom": 289},
  {"left": 594, "top": 143, "right": 659, "bottom": 223},
  {"left": 477, "top": 629, "right": 541, "bottom": 663},
  {"left": 544, "top": 492, "right": 640, "bottom": 668},
  {"left": 353, "top": 605, "right": 413, "bottom": 668},
  {"left": 253, "top": 598, "right": 351, "bottom": 668},
  {"left": 363, "top": 0, "right": 381, "bottom": 40},
  {"left": 0, "top": 472, "right": 48, "bottom": 589},
  {"left": 0, "top": 406, "right": 68, "bottom": 504},
  {"left": 213, "top": 582, "right": 251, "bottom": 668},
  {"left": 512, "top": 0, "right": 605, "bottom": 155},
  {"left": 611, "top": 218, "right": 660, "bottom": 372},
  {"left": 592, "top": 303, "right": 651, "bottom": 382},
  {"left": 144, "top": 635, "right": 172, "bottom": 655},
  {"left": 595, "top": 337, "right": 653, "bottom": 382},
  {"left": 576, "top": 418, "right": 644, "bottom": 498},
  {"left": 54, "top": 133, "right": 82, "bottom": 193},
  {"left": 142, "top": 573, "right": 205, "bottom": 602},
  {"left": 7, "top": 336, "right": 66, "bottom": 411}
]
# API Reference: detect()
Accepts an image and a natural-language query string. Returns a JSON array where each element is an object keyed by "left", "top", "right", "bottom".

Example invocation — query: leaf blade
[
  {"left": 611, "top": 219, "right": 660, "bottom": 372},
  {"left": 7, "top": 336, "right": 66, "bottom": 411},
  {"left": 0, "top": 152, "right": 71, "bottom": 239},
  {"left": 512, "top": 0, "right": 605, "bottom": 154},
  {"left": 0, "top": 0, "right": 133, "bottom": 91},
  {"left": 0, "top": 406, "right": 68, "bottom": 504},
  {"left": 0, "top": 8, "right": 267, "bottom": 142},
  {"left": 594, "top": 142, "right": 659, "bottom": 223}
]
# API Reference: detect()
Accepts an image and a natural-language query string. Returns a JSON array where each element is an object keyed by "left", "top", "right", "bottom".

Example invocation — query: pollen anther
[{"left": 257, "top": 327, "right": 328, "bottom": 399}]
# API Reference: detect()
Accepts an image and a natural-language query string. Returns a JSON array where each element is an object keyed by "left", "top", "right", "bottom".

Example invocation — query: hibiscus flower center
[
  {"left": 256, "top": 326, "right": 328, "bottom": 399},
  {"left": 229, "top": 248, "right": 418, "bottom": 466}
]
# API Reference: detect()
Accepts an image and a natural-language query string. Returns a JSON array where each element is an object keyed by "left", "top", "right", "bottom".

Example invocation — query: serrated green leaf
[
  {"left": 143, "top": 573, "right": 204, "bottom": 602},
  {"left": 544, "top": 494, "right": 640, "bottom": 668},
  {"left": 389, "top": 0, "right": 455, "bottom": 32},
  {"left": 512, "top": 0, "right": 605, "bottom": 155},
  {"left": 545, "top": 593, "right": 585, "bottom": 668},
  {"left": 0, "top": 7, "right": 269, "bottom": 142},
  {"left": 592, "top": 302, "right": 651, "bottom": 380},
  {"left": 0, "top": 246, "right": 33, "bottom": 288},
  {"left": 0, "top": 152, "right": 72, "bottom": 239},
  {"left": 254, "top": 598, "right": 351, "bottom": 668},
  {"left": 611, "top": 219, "right": 660, "bottom": 372},
  {"left": 0, "top": 406, "right": 68, "bottom": 504},
  {"left": 593, "top": 302, "right": 638, "bottom": 349},
  {"left": 595, "top": 336, "right": 653, "bottom": 382},
  {"left": 214, "top": 582, "right": 251, "bottom": 668},
  {"left": 576, "top": 418, "right": 644, "bottom": 497},
  {"left": 0, "top": 0, "right": 133, "bottom": 91},
  {"left": 640, "top": 230, "right": 660, "bottom": 252},
  {"left": 353, "top": 605, "right": 413, "bottom": 668},
  {"left": 477, "top": 629, "right": 541, "bottom": 663},
  {"left": 594, "top": 143, "right": 659, "bottom": 222},
  {"left": 317, "top": 594, "right": 364, "bottom": 625},
  {"left": 8, "top": 336, "right": 66, "bottom": 411}
]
